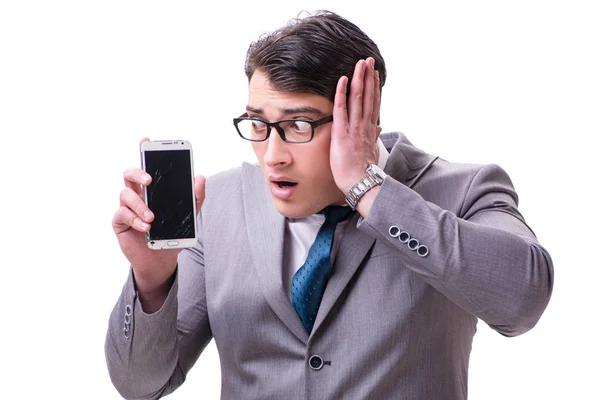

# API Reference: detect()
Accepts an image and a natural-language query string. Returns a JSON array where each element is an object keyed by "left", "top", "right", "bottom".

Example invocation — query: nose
[{"left": 262, "top": 126, "right": 292, "bottom": 168}]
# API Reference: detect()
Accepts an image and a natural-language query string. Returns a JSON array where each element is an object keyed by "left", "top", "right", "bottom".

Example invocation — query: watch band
[{"left": 345, "top": 164, "right": 387, "bottom": 210}]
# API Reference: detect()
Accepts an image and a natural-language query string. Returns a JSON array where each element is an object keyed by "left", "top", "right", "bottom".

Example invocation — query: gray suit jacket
[{"left": 105, "top": 132, "right": 553, "bottom": 399}]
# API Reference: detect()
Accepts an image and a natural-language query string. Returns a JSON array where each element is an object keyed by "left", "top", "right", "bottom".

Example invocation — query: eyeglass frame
[{"left": 233, "top": 113, "right": 334, "bottom": 143}]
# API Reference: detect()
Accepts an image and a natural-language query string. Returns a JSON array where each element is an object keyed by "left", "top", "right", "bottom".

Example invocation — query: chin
[
  {"left": 273, "top": 201, "right": 311, "bottom": 219},
  {"left": 271, "top": 194, "right": 347, "bottom": 218}
]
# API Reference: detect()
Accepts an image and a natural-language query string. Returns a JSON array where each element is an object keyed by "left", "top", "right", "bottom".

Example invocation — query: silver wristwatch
[{"left": 345, "top": 164, "right": 387, "bottom": 210}]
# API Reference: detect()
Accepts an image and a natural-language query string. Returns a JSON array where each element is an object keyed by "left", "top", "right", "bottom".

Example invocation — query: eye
[
  {"left": 251, "top": 120, "right": 267, "bottom": 131},
  {"left": 290, "top": 120, "right": 311, "bottom": 133}
]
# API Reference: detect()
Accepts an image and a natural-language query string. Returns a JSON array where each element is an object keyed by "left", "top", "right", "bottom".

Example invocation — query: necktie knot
[{"left": 320, "top": 205, "right": 353, "bottom": 224}]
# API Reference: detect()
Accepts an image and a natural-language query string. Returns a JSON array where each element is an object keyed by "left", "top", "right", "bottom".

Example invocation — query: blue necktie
[{"left": 292, "top": 205, "right": 353, "bottom": 334}]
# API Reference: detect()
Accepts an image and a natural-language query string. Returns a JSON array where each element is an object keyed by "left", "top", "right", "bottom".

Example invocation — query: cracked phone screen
[{"left": 144, "top": 149, "right": 194, "bottom": 240}]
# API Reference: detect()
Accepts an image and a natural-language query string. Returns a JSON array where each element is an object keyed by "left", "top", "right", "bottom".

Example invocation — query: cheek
[
  {"left": 298, "top": 145, "right": 333, "bottom": 179},
  {"left": 314, "top": 139, "right": 332, "bottom": 171}
]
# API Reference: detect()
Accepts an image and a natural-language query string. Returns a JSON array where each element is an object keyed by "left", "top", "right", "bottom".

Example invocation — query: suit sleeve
[
  {"left": 104, "top": 210, "right": 212, "bottom": 399},
  {"left": 357, "top": 163, "right": 554, "bottom": 337}
]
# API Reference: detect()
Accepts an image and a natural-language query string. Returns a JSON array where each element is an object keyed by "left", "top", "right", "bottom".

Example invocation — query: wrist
[
  {"left": 340, "top": 169, "right": 369, "bottom": 195},
  {"left": 133, "top": 267, "right": 176, "bottom": 313},
  {"left": 354, "top": 184, "right": 381, "bottom": 218},
  {"left": 344, "top": 163, "right": 387, "bottom": 210}
]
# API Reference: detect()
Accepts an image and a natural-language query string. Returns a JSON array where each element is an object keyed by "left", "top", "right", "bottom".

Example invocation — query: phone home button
[{"left": 167, "top": 241, "right": 179, "bottom": 246}]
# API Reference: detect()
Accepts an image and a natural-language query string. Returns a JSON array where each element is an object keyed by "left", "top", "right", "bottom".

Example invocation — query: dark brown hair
[{"left": 244, "top": 10, "right": 386, "bottom": 103}]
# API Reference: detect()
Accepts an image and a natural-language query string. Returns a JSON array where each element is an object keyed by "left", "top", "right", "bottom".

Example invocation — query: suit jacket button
[
  {"left": 417, "top": 245, "right": 429, "bottom": 257},
  {"left": 398, "top": 231, "right": 410, "bottom": 243},
  {"left": 309, "top": 355, "right": 324, "bottom": 371},
  {"left": 408, "top": 238, "right": 419, "bottom": 251}
]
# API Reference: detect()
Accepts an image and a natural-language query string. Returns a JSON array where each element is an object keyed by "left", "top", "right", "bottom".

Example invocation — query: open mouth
[
  {"left": 270, "top": 179, "right": 298, "bottom": 199},
  {"left": 276, "top": 181, "right": 297, "bottom": 188}
]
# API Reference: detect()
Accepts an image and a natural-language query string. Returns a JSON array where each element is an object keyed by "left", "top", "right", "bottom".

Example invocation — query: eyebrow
[{"left": 245, "top": 105, "right": 326, "bottom": 117}]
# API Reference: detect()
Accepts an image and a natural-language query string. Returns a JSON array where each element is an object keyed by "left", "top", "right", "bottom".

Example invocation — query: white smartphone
[{"left": 140, "top": 140, "right": 197, "bottom": 250}]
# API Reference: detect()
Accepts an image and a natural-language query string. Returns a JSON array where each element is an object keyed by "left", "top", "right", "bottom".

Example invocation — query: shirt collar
[{"left": 376, "top": 135, "right": 390, "bottom": 170}]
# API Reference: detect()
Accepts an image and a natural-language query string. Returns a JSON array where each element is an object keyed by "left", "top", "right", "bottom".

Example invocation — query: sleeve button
[
  {"left": 398, "top": 231, "right": 410, "bottom": 243},
  {"left": 417, "top": 245, "right": 429, "bottom": 257},
  {"left": 408, "top": 238, "right": 419, "bottom": 251}
]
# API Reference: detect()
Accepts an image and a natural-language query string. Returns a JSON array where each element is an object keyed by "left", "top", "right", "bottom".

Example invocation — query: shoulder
[
  {"left": 386, "top": 132, "right": 514, "bottom": 187},
  {"left": 203, "top": 161, "right": 264, "bottom": 206},
  {"left": 205, "top": 164, "right": 244, "bottom": 189},
  {"left": 385, "top": 133, "right": 517, "bottom": 213},
  {"left": 203, "top": 164, "right": 246, "bottom": 205},
  {"left": 429, "top": 159, "right": 508, "bottom": 186}
]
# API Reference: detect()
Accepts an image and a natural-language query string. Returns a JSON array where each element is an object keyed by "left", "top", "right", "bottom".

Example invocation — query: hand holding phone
[{"left": 112, "top": 138, "right": 205, "bottom": 312}]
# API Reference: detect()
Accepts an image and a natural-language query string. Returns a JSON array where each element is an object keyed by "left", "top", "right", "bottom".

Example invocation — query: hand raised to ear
[{"left": 329, "top": 57, "right": 381, "bottom": 195}]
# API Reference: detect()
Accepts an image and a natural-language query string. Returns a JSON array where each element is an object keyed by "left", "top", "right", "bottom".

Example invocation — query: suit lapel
[
  {"left": 311, "top": 133, "right": 433, "bottom": 336},
  {"left": 241, "top": 162, "right": 309, "bottom": 344},
  {"left": 310, "top": 211, "right": 375, "bottom": 335},
  {"left": 382, "top": 132, "right": 434, "bottom": 184}
]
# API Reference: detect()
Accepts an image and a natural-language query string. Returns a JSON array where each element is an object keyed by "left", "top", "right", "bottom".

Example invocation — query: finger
[
  {"left": 194, "top": 175, "right": 206, "bottom": 213},
  {"left": 348, "top": 59, "right": 367, "bottom": 123},
  {"left": 363, "top": 57, "right": 376, "bottom": 126},
  {"left": 139, "top": 137, "right": 150, "bottom": 148},
  {"left": 119, "top": 186, "right": 154, "bottom": 223},
  {"left": 123, "top": 168, "right": 152, "bottom": 197},
  {"left": 372, "top": 69, "right": 381, "bottom": 125},
  {"left": 333, "top": 75, "right": 350, "bottom": 134},
  {"left": 113, "top": 206, "right": 151, "bottom": 234}
]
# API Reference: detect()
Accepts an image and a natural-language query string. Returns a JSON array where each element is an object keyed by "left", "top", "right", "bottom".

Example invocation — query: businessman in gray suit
[{"left": 105, "top": 11, "right": 554, "bottom": 399}]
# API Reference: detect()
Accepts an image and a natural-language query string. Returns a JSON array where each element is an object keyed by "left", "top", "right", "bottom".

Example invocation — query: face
[{"left": 247, "top": 70, "right": 346, "bottom": 218}]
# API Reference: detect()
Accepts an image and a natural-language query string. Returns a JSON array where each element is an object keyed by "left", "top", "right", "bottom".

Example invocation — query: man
[{"left": 105, "top": 11, "right": 553, "bottom": 399}]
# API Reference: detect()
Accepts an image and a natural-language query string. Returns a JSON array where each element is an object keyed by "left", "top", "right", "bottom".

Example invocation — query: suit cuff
[
  {"left": 130, "top": 267, "right": 179, "bottom": 335},
  {"left": 356, "top": 176, "right": 417, "bottom": 237},
  {"left": 356, "top": 177, "right": 434, "bottom": 260}
]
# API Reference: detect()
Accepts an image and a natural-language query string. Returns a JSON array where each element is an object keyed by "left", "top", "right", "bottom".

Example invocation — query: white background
[{"left": 1, "top": 1, "right": 598, "bottom": 399}]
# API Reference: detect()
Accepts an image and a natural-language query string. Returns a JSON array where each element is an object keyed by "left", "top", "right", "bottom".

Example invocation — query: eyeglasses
[{"left": 233, "top": 113, "right": 334, "bottom": 143}]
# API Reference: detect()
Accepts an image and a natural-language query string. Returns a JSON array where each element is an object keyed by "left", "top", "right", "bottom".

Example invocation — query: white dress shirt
[{"left": 282, "top": 138, "right": 390, "bottom": 298}]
